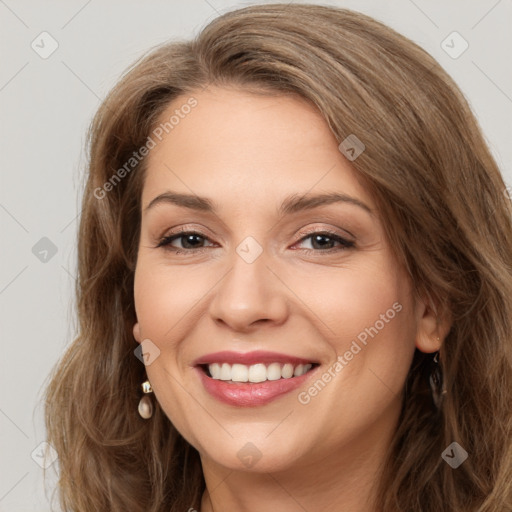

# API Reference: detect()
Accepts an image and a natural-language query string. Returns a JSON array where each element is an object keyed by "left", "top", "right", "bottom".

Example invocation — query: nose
[{"left": 208, "top": 247, "right": 289, "bottom": 333}]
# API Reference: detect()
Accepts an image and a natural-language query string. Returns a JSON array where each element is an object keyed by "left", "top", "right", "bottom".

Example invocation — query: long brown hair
[{"left": 44, "top": 4, "right": 512, "bottom": 511}]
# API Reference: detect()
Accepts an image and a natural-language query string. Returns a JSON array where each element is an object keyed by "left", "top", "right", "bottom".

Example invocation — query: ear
[
  {"left": 414, "top": 292, "right": 452, "bottom": 353},
  {"left": 133, "top": 322, "right": 142, "bottom": 343}
]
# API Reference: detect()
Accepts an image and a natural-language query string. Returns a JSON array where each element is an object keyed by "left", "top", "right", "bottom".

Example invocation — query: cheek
[
  {"left": 133, "top": 259, "right": 208, "bottom": 344},
  {"left": 291, "top": 259, "right": 410, "bottom": 342},
  {"left": 288, "top": 258, "right": 417, "bottom": 388},
  {"left": 133, "top": 260, "right": 210, "bottom": 442},
  {"left": 284, "top": 262, "right": 417, "bottom": 444}
]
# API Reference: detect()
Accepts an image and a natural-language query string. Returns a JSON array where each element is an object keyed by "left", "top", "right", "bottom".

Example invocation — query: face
[{"left": 132, "top": 86, "right": 440, "bottom": 473}]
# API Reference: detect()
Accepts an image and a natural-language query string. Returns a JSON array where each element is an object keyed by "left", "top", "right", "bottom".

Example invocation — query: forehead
[{"left": 141, "top": 86, "right": 374, "bottom": 212}]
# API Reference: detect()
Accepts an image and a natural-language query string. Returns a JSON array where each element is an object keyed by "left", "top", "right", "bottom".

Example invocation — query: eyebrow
[{"left": 144, "top": 190, "right": 374, "bottom": 217}]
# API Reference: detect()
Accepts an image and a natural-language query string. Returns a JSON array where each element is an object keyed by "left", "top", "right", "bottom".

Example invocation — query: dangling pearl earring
[{"left": 138, "top": 379, "right": 153, "bottom": 419}]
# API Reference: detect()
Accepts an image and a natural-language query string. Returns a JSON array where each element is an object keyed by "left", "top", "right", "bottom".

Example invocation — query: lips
[{"left": 192, "top": 350, "right": 320, "bottom": 406}]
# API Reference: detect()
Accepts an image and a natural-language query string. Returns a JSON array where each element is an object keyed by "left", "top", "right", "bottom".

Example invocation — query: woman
[{"left": 44, "top": 3, "right": 512, "bottom": 511}]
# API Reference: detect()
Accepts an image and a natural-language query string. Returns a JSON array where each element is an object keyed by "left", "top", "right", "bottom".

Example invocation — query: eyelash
[{"left": 155, "top": 227, "right": 355, "bottom": 255}]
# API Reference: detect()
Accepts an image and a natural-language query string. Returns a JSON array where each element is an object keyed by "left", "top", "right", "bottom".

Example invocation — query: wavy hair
[{"left": 44, "top": 4, "right": 512, "bottom": 511}]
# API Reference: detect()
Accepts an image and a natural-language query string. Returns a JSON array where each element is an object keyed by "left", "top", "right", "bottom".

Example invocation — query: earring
[
  {"left": 138, "top": 379, "right": 154, "bottom": 419},
  {"left": 429, "top": 337, "right": 447, "bottom": 409}
]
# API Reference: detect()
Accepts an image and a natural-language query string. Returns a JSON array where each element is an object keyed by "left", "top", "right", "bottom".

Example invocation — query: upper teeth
[{"left": 208, "top": 362, "right": 313, "bottom": 382}]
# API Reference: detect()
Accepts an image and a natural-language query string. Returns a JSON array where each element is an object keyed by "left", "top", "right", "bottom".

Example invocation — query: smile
[{"left": 193, "top": 350, "right": 320, "bottom": 406}]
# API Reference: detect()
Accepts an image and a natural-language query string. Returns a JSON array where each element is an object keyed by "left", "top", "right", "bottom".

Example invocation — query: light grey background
[{"left": 1, "top": 1, "right": 510, "bottom": 510}]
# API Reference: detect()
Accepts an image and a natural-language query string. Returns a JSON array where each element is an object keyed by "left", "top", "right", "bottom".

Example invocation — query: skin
[{"left": 132, "top": 85, "right": 450, "bottom": 512}]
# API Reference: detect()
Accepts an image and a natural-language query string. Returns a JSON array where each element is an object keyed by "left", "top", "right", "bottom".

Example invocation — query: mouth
[{"left": 193, "top": 351, "right": 321, "bottom": 406}]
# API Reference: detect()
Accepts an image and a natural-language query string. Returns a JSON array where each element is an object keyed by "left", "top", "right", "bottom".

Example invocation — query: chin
[{"left": 197, "top": 436, "right": 306, "bottom": 473}]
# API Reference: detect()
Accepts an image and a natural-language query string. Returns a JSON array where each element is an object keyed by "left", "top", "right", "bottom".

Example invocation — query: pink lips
[{"left": 193, "top": 350, "right": 319, "bottom": 407}]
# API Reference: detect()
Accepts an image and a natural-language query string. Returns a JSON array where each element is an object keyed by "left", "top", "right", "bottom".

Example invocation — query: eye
[
  {"left": 156, "top": 229, "right": 215, "bottom": 253},
  {"left": 294, "top": 230, "right": 355, "bottom": 252}
]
